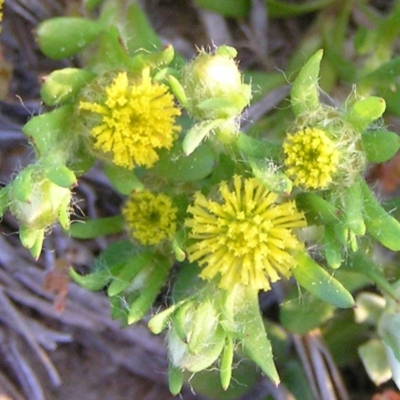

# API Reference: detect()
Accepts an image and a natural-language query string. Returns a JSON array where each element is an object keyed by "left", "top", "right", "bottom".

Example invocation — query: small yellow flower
[
  {"left": 283, "top": 127, "right": 340, "bottom": 190},
  {"left": 122, "top": 190, "right": 178, "bottom": 246},
  {"left": 185, "top": 175, "right": 307, "bottom": 291},
  {"left": 79, "top": 68, "right": 181, "bottom": 169},
  {"left": 0, "top": 0, "right": 3, "bottom": 31}
]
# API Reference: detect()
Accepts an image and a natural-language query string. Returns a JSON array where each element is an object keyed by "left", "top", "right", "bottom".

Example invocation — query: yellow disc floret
[
  {"left": 185, "top": 175, "right": 307, "bottom": 291},
  {"left": 79, "top": 68, "right": 181, "bottom": 169},
  {"left": 283, "top": 127, "right": 340, "bottom": 190},
  {"left": 122, "top": 190, "right": 178, "bottom": 246}
]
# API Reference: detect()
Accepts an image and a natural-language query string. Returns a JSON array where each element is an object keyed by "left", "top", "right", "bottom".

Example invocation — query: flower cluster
[
  {"left": 122, "top": 190, "right": 178, "bottom": 246},
  {"left": 79, "top": 68, "right": 181, "bottom": 169},
  {"left": 283, "top": 127, "right": 340, "bottom": 190},
  {"left": 185, "top": 175, "right": 307, "bottom": 291}
]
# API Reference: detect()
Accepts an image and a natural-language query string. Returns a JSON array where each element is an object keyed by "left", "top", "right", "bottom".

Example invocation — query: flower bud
[{"left": 182, "top": 46, "right": 251, "bottom": 120}]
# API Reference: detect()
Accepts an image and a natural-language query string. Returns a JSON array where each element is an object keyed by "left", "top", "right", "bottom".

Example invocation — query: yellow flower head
[
  {"left": 0, "top": 0, "right": 3, "bottom": 31},
  {"left": 283, "top": 127, "right": 340, "bottom": 190},
  {"left": 185, "top": 175, "right": 307, "bottom": 291},
  {"left": 79, "top": 68, "right": 181, "bottom": 169},
  {"left": 122, "top": 190, "right": 178, "bottom": 246}
]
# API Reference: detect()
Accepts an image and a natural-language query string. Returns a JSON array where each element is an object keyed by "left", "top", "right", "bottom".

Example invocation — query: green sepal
[
  {"left": 69, "top": 267, "right": 111, "bottom": 292},
  {"left": 152, "top": 141, "right": 216, "bottom": 182},
  {"left": 168, "top": 75, "right": 188, "bottom": 108},
  {"left": 360, "top": 178, "right": 400, "bottom": 251},
  {"left": 104, "top": 163, "right": 144, "bottom": 195},
  {"left": 181, "top": 327, "right": 226, "bottom": 372},
  {"left": 293, "top": 251, "right": 355, "bottom": 308},
  {"left": 291, "top": 49, "right": 323, "bottom": 117},
  {"left": 197, "top": 97, "right": 242, "bottom": 119},
  {"left": 346, "top": 97, "right": 386, "bottom": 132},
  {"left": 187, "top": 301, "right": 220, "bottom": 355},
  {"left": 29, "top": 229, "right": 45, "bottom": 260},
  {"left": 12, "top": 167, "right": 34, "bottom": 202},
  {"left": 172, "top": 301, "right": 193, "bottom": 343},
  {"left": 129, "top": 44, "right": 175, "bottom": 72},
  {"left": 234, "top": 285, "right": 279, "bottom": 385},
  {"left": 148, "top": 303, "right": 180, "bottom": 335},
  {"left": 183, "top": 120, "right": 222, "bottom": 156},
  {"left": 107, "top": 251, "right": 154, "bottom": 297},
  {"left": 58, "top": 196, "right": 71, "bottom": 230},
  {"left": 36, "top": 17, "right": 104, "bottom": 60},
  {"left": 19, "top": 226, "right": 39, "bottom": 250},
  {"left": 40, "top": 68, "right": 96, "bottom": 106},
  {"left": 22, "top": 104, "right": 74, "bottom": 156},
  {"left": 296, "top": 192, "right": 338, "bottom": 225},
  {"left": 250, "top": 158, "right": 292, "bottom": 195},
  {"left": 220, "top": 335, "right": 234, "bottom": 390},
  {"left": 343, "top": 251, "right": 398, "bottom": 300},
  {"left": 68, "top": 215, "right": 125, "bottom": 239},
  {"left": 168, "top": 364, "right": 184, "bottom": 396},
  {"left": 362, "top": 129, "right": 400, "bottom": 163},
  {"left": 127, "top": 257, "right": 171, "bottom": 324},
  {"left": 171, "top": 231, "right": 186, "bottom": 262},
  {"left": 44, "top": 165, "right": 77, "bottom": 188},
  {"left": 323, "top": 225, "right": 342, "bottom": 269}
]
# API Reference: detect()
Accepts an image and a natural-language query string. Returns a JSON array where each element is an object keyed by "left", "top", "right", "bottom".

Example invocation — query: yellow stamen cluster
[
  {"left": 79, "top": 68, "right": 181, "bottom": 169},
  {"left": 122, "top": 190, "right": 178, "bottom": 246},
  {"left": 283, "top": 127, "right": 340, "bottom": 190},
  {"left": 185, "top": 175, "right": 307, "bottom": 291}
]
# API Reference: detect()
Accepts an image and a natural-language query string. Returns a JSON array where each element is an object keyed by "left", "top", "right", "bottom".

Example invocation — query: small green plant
[{"left": 3, "top": 0, "right": 400, "bottom": 397}]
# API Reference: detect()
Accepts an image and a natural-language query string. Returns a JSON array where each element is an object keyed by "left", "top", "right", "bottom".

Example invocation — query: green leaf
[
  {"left": 362, "top": 129, "right": 400, "bottom": 163},
  {"left": 40, "top": 68, "right": 96, "bottom": 106},
  {"left": 359, "top": 339, "right": 391, "bottom": 385},
  {"left": 235, "top": 133, "right": 281, "bottom": 161},
  {"left": 280, "top": 291, "right": 335, "bottom": 335},
  {"left": 293, "top": 252, "right": 355, "bottom": 308},
  {"left": 355, "top": 292, "right": 386, "bottom": 325},
  {"left": 360, "top": 178, "right": 400, "bottom": 251},
  {"left": 22, "top": 105, "right": 74, "bottom": 156},
  {"left": 343, "top": 251, "right": 398, "bottom": 300},
  {"left": 183, "top": 120, "right": 221, "bottom": 156},
  {"left": 36, "top": 17, "right": 104, "bottom": 60},
  {"left": 127, "top": 256, "right": 171, "bottom": 324},
  {"left": 44, "top": 165, "right": 76, "bottom": 188},
  {"left": 291, "top": 49, "right": 323, "bottom": 116},
  {"left": 296, "top": 192, "right": 339, "bottom": 225},
  {"left": 323, "top": 224, "right": 342, "bottom": 269},
  {"left": 107, "top": 251, "right": 153, "bottom": 297},
  {"left": 234, "top": 285, "right": 280, "bottom": 385},
  {"left": 68, "top": 215, "right": 125, "bottom": 239},
  {"left": 346, "top": 97, "right": 386, "bottom": 132},
  {"left": 153, "top": 141, "right": 216, "bottom": 181},
  {"left": 104, "top": 164, "right": 144, "bottom": 195},
  {"left": 69, "top": 267, "right": 111, "bottom": 291},
  {"left": 268, "top": 0, "right": 335, "bottom": 18},
  {"left": 194, "top": 0, "right": 250, "bottom": 18}
]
